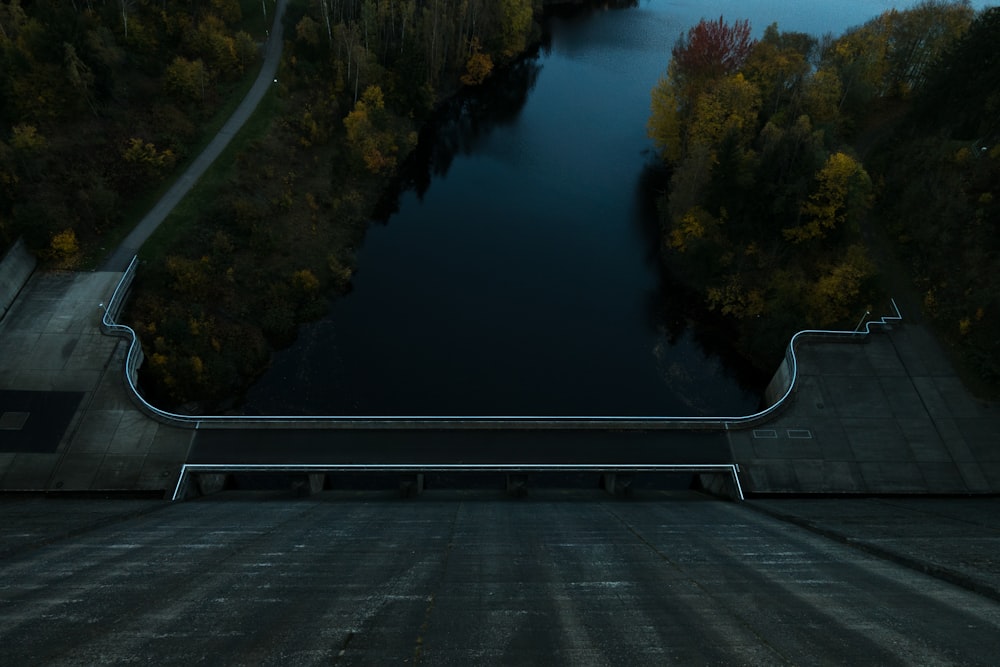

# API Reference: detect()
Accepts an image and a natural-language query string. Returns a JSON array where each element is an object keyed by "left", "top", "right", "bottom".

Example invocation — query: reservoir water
[{"left": 243, "top": 0, "right": 976, "bottom": 417}]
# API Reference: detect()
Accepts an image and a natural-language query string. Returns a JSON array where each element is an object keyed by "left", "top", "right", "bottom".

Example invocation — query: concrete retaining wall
[{"left": 0, "top": 238, "right": 36, "bottom": 320}]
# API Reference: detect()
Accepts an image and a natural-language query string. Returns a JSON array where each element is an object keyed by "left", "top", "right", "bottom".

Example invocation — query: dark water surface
[{"left": 244, "top": 0, "right": 965, "bottom": 417}]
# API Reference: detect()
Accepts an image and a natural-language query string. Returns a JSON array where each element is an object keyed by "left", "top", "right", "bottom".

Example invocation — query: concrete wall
[
  {"left": 0, "top": 238, "right": 36, "bottom": 321},
  {"left": 763, "top": 352, "right": 793, "bottom": 409}
]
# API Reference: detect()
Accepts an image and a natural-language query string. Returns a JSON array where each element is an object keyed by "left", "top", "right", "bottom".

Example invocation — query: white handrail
[
  {"left": 171, "top": 462, "right": 744, "bottom": 501},
  {"left": 100, "top": 256, "right": 902, "bottom": 430}
]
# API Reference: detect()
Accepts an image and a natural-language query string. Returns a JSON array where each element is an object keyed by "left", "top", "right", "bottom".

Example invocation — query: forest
[
  {"left": 1, "top": 0, "right": 997, "bottom": 408},
  {"left": 2, "top": 0, "right": 543, "bottom": 409},
  {"left": 647, "top": 1, "right": 999, "bottom": 393}
]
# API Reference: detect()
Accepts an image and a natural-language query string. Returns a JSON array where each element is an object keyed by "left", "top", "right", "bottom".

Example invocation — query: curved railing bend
[{"left": 100, "top": 256, "right": 902, "bottom": 431}]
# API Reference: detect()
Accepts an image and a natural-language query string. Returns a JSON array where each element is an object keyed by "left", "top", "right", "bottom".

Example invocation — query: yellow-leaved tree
[
  {"left": 687, "top": 73, "right": 762, "bottom": 151},
  {"left": 648, "top": 77, "right": 683, "bottom": 163},
  {"left": 344, "top": 85, "right": 403, "bottom": 174},
  {"left": 785, "top": 152, "right": 872, "bottom": 242}
]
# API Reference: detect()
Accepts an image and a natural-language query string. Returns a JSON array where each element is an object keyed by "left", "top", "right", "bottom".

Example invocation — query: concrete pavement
[
  {"left": 0, "top": 271, "right": 192, "bottom": 493},
  {"left": 728, "top": 323, "right": 1000, "bottom": 494},
  {"left": 2, "top": 492, "right": 999, "bottom": 664}
]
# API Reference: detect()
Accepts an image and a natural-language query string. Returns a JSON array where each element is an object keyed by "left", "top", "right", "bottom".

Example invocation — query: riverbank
[{"left": 121, "top": 0, "right": 567, "bottom": 412}]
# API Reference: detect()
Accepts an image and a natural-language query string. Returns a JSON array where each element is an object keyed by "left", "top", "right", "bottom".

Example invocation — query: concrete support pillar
[
  {"left": 399, "top": 473, "right": 424, "bottom": 497},
  {"left": 601, "top": 473, "right": 633, "bottom": 498},
  {"left": 292, "top": 473, "right": 328, "bottom": 497},
  {"left": 698, "top": 472, "right": 741, "bottom": 501},
  {"left": 195, "top": 473, "right": 230, "bottom": 497},
  {"left": 506, "top": 474, "right": 528, "bottom": 497},
  {"left": 309, "top": 473, "right": 326, "bottom": 494}
]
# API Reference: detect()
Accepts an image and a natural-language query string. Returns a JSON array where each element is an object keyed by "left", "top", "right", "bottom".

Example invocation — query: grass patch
[
  {"left": 82, "top": 1, "right": 280, "bottom": 269},
  {"left": 138, "top": 88, "right": 284, "bottom": 264}
]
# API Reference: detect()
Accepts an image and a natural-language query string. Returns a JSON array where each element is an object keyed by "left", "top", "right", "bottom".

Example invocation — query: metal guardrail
[
  {"left": 171, "top": 462, "right": 745, "bottom": 501},
  {"left": 100, "top": 256, "right": 903, "bottom": 431}
]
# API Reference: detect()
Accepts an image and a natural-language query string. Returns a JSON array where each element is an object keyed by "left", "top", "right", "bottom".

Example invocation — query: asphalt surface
[
  {"left": 101, "top": 0, "right": 288, "bottom": 272},
  {"left": 2, "top": 494, "right": 1000, "bottom": 665},
  {"left": 0, "top": 390, "right": 82, "bottom": 453}
]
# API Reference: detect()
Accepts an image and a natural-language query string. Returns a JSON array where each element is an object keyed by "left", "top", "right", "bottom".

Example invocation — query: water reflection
[
  {"left": 378, "top": 58, "right": 544, "bottom": 213},
  {"left": 244, "top": 0, "right": 766, "bottom": 417}
]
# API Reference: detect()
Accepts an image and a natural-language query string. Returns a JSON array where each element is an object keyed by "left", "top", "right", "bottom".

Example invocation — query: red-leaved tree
[{"left": 671, "top": 16, "right": 756, "bottom": 93}]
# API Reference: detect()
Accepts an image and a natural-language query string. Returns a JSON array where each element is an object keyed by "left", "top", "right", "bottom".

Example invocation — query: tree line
[
  {"left": 646, "top": 0, "right": 997, "bottom": 389},
  {"left": 122, "top": 0, "right": 545, "bottom": 409},
  {"left": 0, "top": 0, "right": 267, "bottom": 266}
]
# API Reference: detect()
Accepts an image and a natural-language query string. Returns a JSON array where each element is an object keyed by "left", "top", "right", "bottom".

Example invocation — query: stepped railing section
[{"left": 100, "top": 256, "right": 902, "bottom": 431}]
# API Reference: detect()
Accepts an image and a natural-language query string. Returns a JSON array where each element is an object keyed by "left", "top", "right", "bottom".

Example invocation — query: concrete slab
[
  {"left": 737, "top": 325, "right": 1000, "bottom": 494},
  {"left": 750, "top": 498, "right": 1000, "bottom": 599},
  {"left": 108, "top": 411, "right": 159, "bottom": 454},
  {"left": 0, "top": 333, "right": 39, "bottom": 379},
  {"left": 959, "top": 419, "right": 1000, "bottom": 459},
  {"left": 843, "top": 418, "right": 912, "bottom": 461},
  {"left": 22, "top": 333, "right": 79, "bottom": 371},
  {"left": 880, "top": 376, "right": 928, "bottom": 419},
  {"left": 0, "top": 453, "right": 58, "bottom": 489},
  {"left": 64, "top": 334, "right": 117, "bottom": 372},
  {"left": 857, "top": 461, "right": 926, "bottom": 492},
  {"left": 137, "top": 454, "right": 186, "bottom": 492},
  {"left": 980, "top": 462, "right": 1000, "bottom": 487},
  {"left": 0, "top": 268, "right": 198, "bottom": 493},
  {"left": 782, "top": 375, "right": 832, "bottom": 416},
  {"left": 148, "top": 427, "right": 193, "bottom": 457},
  {"left": 953, "top": 461, "right": 990, "bottom": 493},
  {"left": 751, "top": 435, "right": 821, "bottom": 459},
  {"left": 887, "top": 327, "right": 956, "bottom": 376},
  {"left": 917, "top": 462, "right": 968, "bottom": 490},
  {"left": 818, "top": 460, "right": 865, "bottom": 492},
  {"left": 90, "top": 454, "right": 146, "bottom": 489},
  {"left": 0, "top": 305, "right": 53, "bottom": 334},
  {"left": 49, "top": 453, "right": 104, "bottom": 489},
  {"left": 899, "top": 420, "right": 954, "bottom": 462},
  {"left": 1, "top": 495, "right": 999, "bottom": 664},
  {"left": 71, "top": 410, "right": 124, "bottom": 454},
  {"left": 823, "top": 375, "right": 892, "bottom": 417},
  {"left": 796, "top": 343, "right": 874, "bottom": 376}
]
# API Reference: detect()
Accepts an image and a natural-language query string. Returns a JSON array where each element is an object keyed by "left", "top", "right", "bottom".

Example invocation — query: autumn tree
[
  {"left": 687, "top": 73, "right": 762, "bottom": 151},
  {"left": 883, "top": 0, "right": 974, "bottom": 96},
  {"left": 648, "top": 16, "right": 757, "bottom": 162},
  {"left": 164, "top": 56, "right": 208, "bottom": 103},
  {"left": 461, "top": 38, "right": 493, "bottom": 86},
  {"left": 786, "top": 152, "right": 872, "bottom": 243},
  {"left": 498, "top": 0, "right": 532, "bottom": 58},
  {"left": 743, "top": 24, "right": 814, "bottom": 118},
  {"left": 669, "top": 16, "right": 756, "bottom": 100},
  {"left": 344, "top": 84, "right": 408, "bottom": 174}
]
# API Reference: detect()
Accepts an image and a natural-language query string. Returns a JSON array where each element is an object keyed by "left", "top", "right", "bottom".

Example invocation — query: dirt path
[{"left": 101, "top": 0, "right": 288, "bottom": 272}]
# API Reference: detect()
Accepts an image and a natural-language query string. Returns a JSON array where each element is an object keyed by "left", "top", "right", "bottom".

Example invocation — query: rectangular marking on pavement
[
  {"left": 0, "top": 412, "right": 30, "bottom": 430},
  {"left": 787, "top": 429, "right": 813, "bottom": 439},
  {"left": 752, "top": 429, "right": 778, "bottom": 439}
]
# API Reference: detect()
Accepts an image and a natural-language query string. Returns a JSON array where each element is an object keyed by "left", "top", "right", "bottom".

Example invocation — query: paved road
[
  {"left": 3, "top": 494, "right": 1000, "bottom": 664},
  {"left": 101, "top": 0, "right": 288, "bottom": 272}
]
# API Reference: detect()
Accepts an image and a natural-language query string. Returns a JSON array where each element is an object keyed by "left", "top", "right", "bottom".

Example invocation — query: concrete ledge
[{"left": 0, "top": 239, "right": 36, "bottom": 321}]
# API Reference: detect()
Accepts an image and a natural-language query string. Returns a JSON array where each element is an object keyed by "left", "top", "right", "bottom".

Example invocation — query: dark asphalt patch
[{"left": 0, "top": 391, "right": 83, "bottom": 453}]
